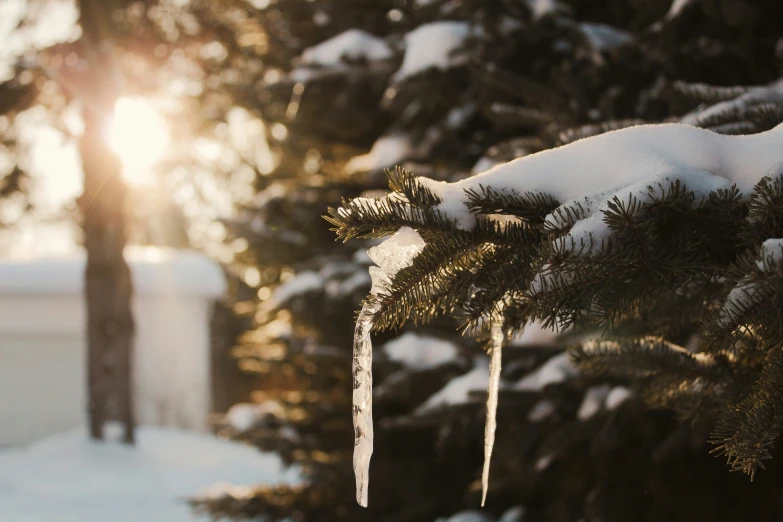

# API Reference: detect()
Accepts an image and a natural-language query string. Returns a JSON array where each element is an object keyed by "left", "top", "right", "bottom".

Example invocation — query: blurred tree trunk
[{"left": 76, "top": 0, "right": 135, "bottom": 444}]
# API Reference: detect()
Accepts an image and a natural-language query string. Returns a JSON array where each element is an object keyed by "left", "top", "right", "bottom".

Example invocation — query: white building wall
[{"left": 0, "top": 247, "right": 226, "bottom": 446}]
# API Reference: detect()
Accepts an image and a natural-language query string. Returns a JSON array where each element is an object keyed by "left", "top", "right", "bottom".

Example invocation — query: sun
[{"left": 108, "top": 98, "right": 170, "bottom": 184}]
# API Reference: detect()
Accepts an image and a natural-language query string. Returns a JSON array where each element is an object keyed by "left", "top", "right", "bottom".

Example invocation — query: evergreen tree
[{"left": 197, "top": 0, "right": 783, "bottom": 521}]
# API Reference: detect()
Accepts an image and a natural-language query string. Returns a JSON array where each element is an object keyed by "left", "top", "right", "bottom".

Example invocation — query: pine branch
[
  {"left": 368, "top": 220, "right": 539, "bottom": 331},
  {"left": 324, "top": 194, "right": 453, "bottom": 241},
  {"left": 703, "top": 241, "right": 783, "bottom": 353},
  {"left": 570, "top": 336, "right": 724, "bottom": 381},
  {"left": 464, "top": 185, "right": 560, "bottom": 224},
  {"left": 386, "top": 166, "right": 441, "bottom": 208},
  {"left": 710, "top": 347, "right": 783, "bottom": 481},
  {"left": 741, "top": 172, "right": 783, "bottom": 247},
  {"left": 672, "top": 81, "right": 753, "bottom": 105}
]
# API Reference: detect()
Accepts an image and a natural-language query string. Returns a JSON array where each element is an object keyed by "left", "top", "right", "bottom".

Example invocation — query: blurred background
[{"left": 1, "top": 0, "right": 783, "bottom": 521}]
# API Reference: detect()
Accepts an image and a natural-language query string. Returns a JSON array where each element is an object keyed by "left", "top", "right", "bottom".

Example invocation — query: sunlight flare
[{"left": 108, "top": 98, "right": 170, "bottom": 184}]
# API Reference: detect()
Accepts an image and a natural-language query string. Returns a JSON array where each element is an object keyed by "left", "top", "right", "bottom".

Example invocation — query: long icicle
[
  {"left": 481, "top": 320, "right": 504, "bottom": 507},
  {"left": 352, "top": 304, "right": 375, "bottom": 507}
]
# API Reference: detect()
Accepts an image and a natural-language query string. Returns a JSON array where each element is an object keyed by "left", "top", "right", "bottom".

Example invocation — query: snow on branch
[
  {"left": 299, "top": 29, "right": 393, "bottom": 65},
  {"left": 678, "top": 79, "right": 783, "bottom": 132},
  {"left": 393, "top": 21, "right": 472, "bottom": 81},
  {"left": 418, "top": 123, "right": 783, "bottom": 232}
]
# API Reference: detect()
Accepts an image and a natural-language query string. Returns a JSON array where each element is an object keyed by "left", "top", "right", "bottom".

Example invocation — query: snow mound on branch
[
  {"left": 650, "top": 0, "right": 699, "bottom": 29},
  {"left": 473, "top": 155, "right": 501, "bottom": 174},
  {"left": 300, "top": 29, "right": 393, "bottom": 65},
  {"left": 577, "top": 385, "right": 611, "bottom": 420},
  {"left": 543, "top": 169, "right": 731, "bottom": 253},
  {"left": 419, "top": 356, "right": 489, "bottom": 411},
  {"left": 417, "top": 123, "right": 783, "bottom": 241},
  {"left": 435, "top": 511, "right": 493, "bottom": 522},
  {"left": 527, "top": 400, "right": 556, "bottom": 422},
  {"left": 665, "top": 0, "right": 697, "bottom": 20},
  {"left": 579, "top": 23, "right": 632, "bottom": 52},
  {"left": 759, "top": 237, "right": 783, "bottom": 265},
  {"left": 525, "top": 0, "right": 561, "bottom": 20},
  {"left": 718, "top": 237, "right": 783, "bottom": 327},
  {"left": 499, "top": 506, "right": 526, "bottom": 522},
  {"left": 383, "top": 332, "right": 459, "bottom": 369},
  {"left": 529, "top": 380, "right": 630, "bottom": 423},
  {"left": 225, "top": 401, "right": 285, "bottom": 432},
  {"left": 345, "top": 134, "right": 415, "bottom": 174},
  {"left": 434, "top": 508, "right": 524, "bottom": 522},
  {"left": 515, "top": 352, "right": 576, "bottom": 391},
  {"left": 367, "top": 226, "right": 426, "bottom": 296},
  {"left": 328, "top": 270, "right": 371, "bottom": 296},
  {"left": 225, "top": 403, "right": 263, "bottom": 432},
  {"left": 264, "top": 262, "right": 371, "bottom": 310},
  {"left": 0, "top": 425, "right": 299, "bottom": 522},
  {"left": 269, "top": 271, "right": 323, "bottom": 304},
  {"left": 510, "top": 320, "right": 559, "bottom": 346},
  {"left": 606, "top": 386, "right": 633, "bottom": 410},
  {"left": 393, "top": 21, "right": 471, "bottom": 81},
  {"left": 681, "top": 80, "right": 783, "bottom": 126}
]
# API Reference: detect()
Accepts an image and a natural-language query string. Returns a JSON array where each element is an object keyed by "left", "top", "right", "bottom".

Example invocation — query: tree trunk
[
  {"left": 78, "top": 104, "right": 136, "bottom": 444},
  {"left": 75, "top": 0, "right": 136, "bottom": 445}
]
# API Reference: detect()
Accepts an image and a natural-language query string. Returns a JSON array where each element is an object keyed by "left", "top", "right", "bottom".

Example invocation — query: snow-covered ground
[{"left": 0, "top": 425, "right": 300, "bottom": 522}]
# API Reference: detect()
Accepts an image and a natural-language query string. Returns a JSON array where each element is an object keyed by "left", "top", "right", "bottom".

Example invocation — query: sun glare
[{"left": 108, "top": 98, "right": 170, "bottom": 184}]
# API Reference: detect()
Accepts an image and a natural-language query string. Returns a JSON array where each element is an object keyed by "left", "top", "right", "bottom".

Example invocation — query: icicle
[
  {"left": 352, "top": 304, "right": 375, "bottom": 507},
  {"left": 351, "top": 227, "right": 425, "bottom": 507},
  {"left": 481, "top": 321, "right": 504, "bottom": 507}
]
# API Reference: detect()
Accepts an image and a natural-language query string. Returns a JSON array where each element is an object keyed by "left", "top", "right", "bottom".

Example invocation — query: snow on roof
[
  {"left": 393, "top": 21, "right": 471, "bottom": 81},
  {"left": 300, "top": 28, "right": 393, "bottom": 65},
  {"left": 382, "top": 332, "right": 459, "bottom": 369},
  {"left": 0, "top": 246, "right": 226, "bottom": 296},
  {"left": 0, "top": 425, "right": 299, "bottom": 522}
]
